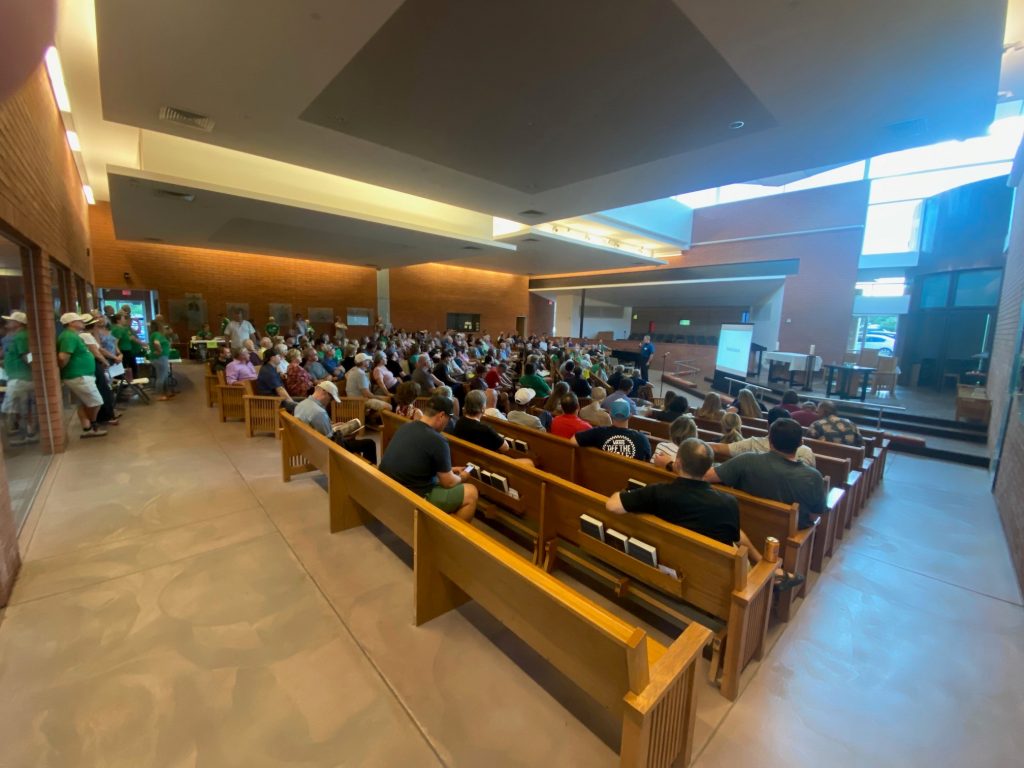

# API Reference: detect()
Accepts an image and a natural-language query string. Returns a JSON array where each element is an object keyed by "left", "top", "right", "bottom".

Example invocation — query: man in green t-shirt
[
  {"left": 111, "top": 312, "right": 145, "bottom": 378},
  {"left": 265, "top": 316, "right": 280, "bottom": 337},
  {"left": 218, "top": 313, "right": 229, "bottom": 335},
  {"left": 1, "top": 310, "right": 38, "bottom": 444},
  {"left": 57, "top": 312, "right": 107, "bottom": 438},
  {"left": 517, "top": 362, "right": 551, "bottom": 397}
]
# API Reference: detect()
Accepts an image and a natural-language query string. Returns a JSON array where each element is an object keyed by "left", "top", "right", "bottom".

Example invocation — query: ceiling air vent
[
  {"left": 159, "top": 106, "right": 215, "bottom": 132},
  {"left": 523, "top": 236, "right": 540, "bottom": 242},
  {"left": 143, "top": 237, "right": 164, "bottom": 243},
  {"left": 153, "top": 189, "right": 196, "bottom": 203},
  {"left": 519, "top": 210, "right": 545, "bottom": 217},
  {"left": 462, "top": 245, "right": 482, "bottom": 251}
]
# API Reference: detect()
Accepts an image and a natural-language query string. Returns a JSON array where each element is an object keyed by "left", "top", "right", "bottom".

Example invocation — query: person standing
[
  {"left": 111, "top": 312, "right": 145, "bottom": 380},
  {"left": 264, "top": 316, "right": 280, "bottom": 338},
  {"left": 225, "top": 310, "right": 258, "bottom": 350},
  {"left": 57, "top": 313, "right": 107, "bottom": 438},
  {"left": 148, "top": 319, "right": 175, "bottom": 400},
  {"left": 80, "top": 315, "right": 119, "bottom": 424},
  {"left": 639, "top": 334, "right": 655, "bottom": 383},
  {"left": 1, "top": 311, "right": 37, "bottom": 444}
]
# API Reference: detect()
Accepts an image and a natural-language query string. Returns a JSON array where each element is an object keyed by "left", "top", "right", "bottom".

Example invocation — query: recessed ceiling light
[
  {"left": 82, "top": 185, "right": 95, "bottom": 205},
  {"left": 729, "top": 120, "right": 745, "bottom": 130},
  {"left": 66, "top": 130, "right": 81, "bottom": 151}
]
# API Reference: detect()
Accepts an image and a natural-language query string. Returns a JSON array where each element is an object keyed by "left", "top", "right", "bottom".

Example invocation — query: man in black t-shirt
[
  {"left": 606, "top": 438, "right": 739, "bottom": 545},
  {"left": 452, "top": 390, "right": 535, "bottom": 466},
  {"left": 572, "top": 399, "right": 651, "bottom": 461},
  {"left": 379, "top": 394, "right": 478, "bottom": 521}
]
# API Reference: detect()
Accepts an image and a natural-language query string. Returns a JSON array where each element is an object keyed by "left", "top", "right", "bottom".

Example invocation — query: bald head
[{"left": 675, "top": 438, "right": 714, "bottom": 479}]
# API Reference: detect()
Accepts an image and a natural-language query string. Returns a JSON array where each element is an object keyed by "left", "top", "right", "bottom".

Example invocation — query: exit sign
[{"left": 678, "top": 319, "right": 691, "bottom": 326}]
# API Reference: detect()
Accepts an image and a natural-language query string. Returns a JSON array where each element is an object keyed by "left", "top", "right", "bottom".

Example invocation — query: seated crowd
[{"left": 202, "top": 313, "right": 867, "bottom": 588}]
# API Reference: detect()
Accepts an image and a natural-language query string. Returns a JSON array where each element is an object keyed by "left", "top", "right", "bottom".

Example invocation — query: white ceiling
[
  {"left": 106, "top": 169, "right": 516, "bottom": 268},
  {"left": 445, "top": 228, "right": 669, "bottom": 275},
  {"left": 535, "top": 276, "right": 785, "bottom": 308},
  {"left": 90, "top": 0, "right": 1006, "bottom": 222}
]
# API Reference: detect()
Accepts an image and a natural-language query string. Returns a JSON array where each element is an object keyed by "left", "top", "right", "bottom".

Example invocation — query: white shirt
[
  {"left": 225, "top": 320, "right": 255, "bottom": 349},
  {"left": 727, "top": 436, "right": 816, "bottom": 467}
]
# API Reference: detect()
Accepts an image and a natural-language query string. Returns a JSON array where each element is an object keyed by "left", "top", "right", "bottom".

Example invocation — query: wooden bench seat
[
  {"left": 572, "top": 448, "right": 817, "bottom": 622},
  {"left": 381, "top": 411, "right": 776, "bottom": 700},
  {"left": 414, "top": 499, "right": 712, "bottom": 768},
  {"left": 283, "top": 412, "right": 712, "bottom": 764}
]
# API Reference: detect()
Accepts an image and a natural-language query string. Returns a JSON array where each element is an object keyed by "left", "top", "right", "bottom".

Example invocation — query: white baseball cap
[
  {"left": 317, "top": 380, "right": 341, "bottom": 402},
  {"left": 354, "top": 352, "right": 370, "bottom": 365},
  {"left": 514, "top": 387, "right": 536, "bottom": 405},
  {"left": 2, "top": 311, "right": 27, "bottom": 325},
  {"left": 59, "top": 312, "right": 85, "bottom": 325}
]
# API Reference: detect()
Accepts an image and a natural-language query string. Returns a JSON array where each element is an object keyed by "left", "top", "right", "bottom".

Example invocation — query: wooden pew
[
  {"left": 482, "top": 414, "right": 576, "bottom": 478},
  {"left": 382, "top": 410, "right": 776, "bottom": 700},
  {"left": 216, "top": 372, "right": 248, "bottom": 422},
  {"left": 280, "top": 410, "right": 335, "bottom": 481},
  {"left": 300, "top": 412, "right": 714, "bottom": 762},
  {"left": 204, "top": 372, "right": 220, "bottom": 408},
  {"left": 243, "top": 390, "right": 286, "bottom": 438},
  {"left": 573, "top": 448, "right": 816, "bottom": 622},
  {"left": 414, "top": 500, "right": 712, "bottom": 767}
]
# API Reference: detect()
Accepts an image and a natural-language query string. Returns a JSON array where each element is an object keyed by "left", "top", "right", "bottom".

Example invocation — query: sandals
[{"left": 773, "top": 571, "right": 805, "bottom": 593}]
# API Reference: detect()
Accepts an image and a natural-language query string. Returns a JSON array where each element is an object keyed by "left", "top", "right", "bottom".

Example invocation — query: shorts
[
  {"left": 63, "top": 375, "right": 103, "bottom": 408},
  {"left": 424, "top": 483, "right": 466, "bottom": 514},
  {"left": 2, "top": 378, "right": 33, "bottom": 414}
]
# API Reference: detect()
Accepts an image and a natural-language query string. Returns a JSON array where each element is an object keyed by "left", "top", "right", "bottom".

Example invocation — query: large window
[
  {"left": 954, "top": 269, "right": 1002, "bottom": 307},
  {"left": 346, "top": 307, "right": 373, "bottom": 326},
  {"left": 861, "top": 201, "right": 923, "bottom": 255},
  {"left": 919, "top": 273, "right": 951, "bottom": 308}
]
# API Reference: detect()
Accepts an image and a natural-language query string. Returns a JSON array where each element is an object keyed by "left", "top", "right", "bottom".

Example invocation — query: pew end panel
[
  {"left": 243, "top": 395, "right": 284, "bottom": 438},
  {"left": 279, "top": 412, "right": 334, "bottom": 482}
]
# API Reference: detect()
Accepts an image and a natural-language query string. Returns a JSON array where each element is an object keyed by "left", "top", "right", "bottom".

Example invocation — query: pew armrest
[
  {"left": 624, "top": 624, "right": 711, "bottom": 713},
  {"left": 622, "top": 624, "right": 711, "bottom": 768},
  {"left": 733, "top": 558, "right": 776, "bottom": 605}
]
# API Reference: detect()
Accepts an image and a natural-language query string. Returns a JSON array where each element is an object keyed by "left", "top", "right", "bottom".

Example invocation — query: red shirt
[
  {"left": 484, "top": 368, "right": 501, "bottom": 388},
  {"left": 790, "top": 408, "right": 819, "bottom": 427},
  {"left": 551, "top": 413, "right": 592, "bottom": 439}
]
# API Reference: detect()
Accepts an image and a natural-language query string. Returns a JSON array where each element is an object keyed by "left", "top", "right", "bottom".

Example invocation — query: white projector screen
[{"left": 715, "top": 324, "right": 753, "bottom": 378}]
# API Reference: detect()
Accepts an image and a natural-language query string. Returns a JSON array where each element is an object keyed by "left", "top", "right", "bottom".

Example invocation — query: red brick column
[
  {"left": 0, "top": 440, "right": 21, "bottom": 606},
  {"left": 23, "top": 249, "right": 66, "bottom": 453}
]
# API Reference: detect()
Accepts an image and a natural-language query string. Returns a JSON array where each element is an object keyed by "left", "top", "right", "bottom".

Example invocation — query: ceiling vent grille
[
  {"left": 519, "top": 210, "right": 545, "bottom": 217},
  {"left": 462, "top": 244, "right": 482, "bottom": 251},
  {"left": 153, "top": 189, "right": 196, "bottom": 203},
  {"left": 159, "top": 106, "right": 215, "bottom": 132}
]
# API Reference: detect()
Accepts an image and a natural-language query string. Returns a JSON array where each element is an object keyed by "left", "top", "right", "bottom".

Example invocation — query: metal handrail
[
  {"left": 722, "top": 377, "right": 773, "bottom": 398},
  {"left": 797, "top": 392, "right": 906, "bottom": 428}
]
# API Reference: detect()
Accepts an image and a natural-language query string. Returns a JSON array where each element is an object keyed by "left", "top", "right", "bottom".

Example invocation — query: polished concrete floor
[{"left": 1, "top": 363, "right": 1022, "bottom": 767}]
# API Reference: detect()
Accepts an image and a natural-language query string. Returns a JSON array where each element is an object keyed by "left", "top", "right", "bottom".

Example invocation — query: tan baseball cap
[
  {"left": 2, "top": 311, "right": 27, "bottom": 325},
  {"left": 317, "top": 380, "right": 341, "bottom": 402}
]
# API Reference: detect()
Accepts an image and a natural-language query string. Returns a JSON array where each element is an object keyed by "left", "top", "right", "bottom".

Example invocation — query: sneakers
[{"left": 81, "top": 424, "right": 108, "bottom": 439}]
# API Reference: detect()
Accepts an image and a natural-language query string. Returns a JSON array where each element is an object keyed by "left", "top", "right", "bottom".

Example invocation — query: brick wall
[
  {"left": 389, "top": 263, "right": 529, "bottom": 335},
  {"left": 989, "top": 175, "right": 1024, "bottom": 594},
  {"left": 90, "top": 202, "right": 379, "bottom": 338},
  {"left": 532, "top": 183, "right": 869, "bottom": 367},
  {"left": 0, "top": 66, "right": 90, "bottom": 277}
]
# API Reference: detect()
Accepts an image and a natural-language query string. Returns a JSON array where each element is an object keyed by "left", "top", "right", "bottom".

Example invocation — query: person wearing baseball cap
[
  {"left": 344, "top": 351, "right": 393, "bottom": 428},
  {"left": 292, "top": 380, "right": 377, "bottom": 464},
  {"left": 57, "top": 312, "right": 107, "bottom": 438},
  {"left": 2, "top": 310, "right": 38, "bottom": 444},
  {"left": 570, "top": 398, "right": 651, "bottom": 461},
  {"left": 379, "top": 393, "right": 478, "bottom": 522},
  {"left": 507, "top": 386, "right": 544, "bottom": 431}
]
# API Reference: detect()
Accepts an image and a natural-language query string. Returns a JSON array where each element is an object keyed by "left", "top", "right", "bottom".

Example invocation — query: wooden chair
[
  {"left": 216, "top": 372, "right": 248, "bottom": 422},
  {"left": 204, "top": 373, "right": 220, "bottom": 408},
  {"left": 872, "top": 356, "right": 899, "bottom": 395},
  {"left": 243, "top": 392, "right": 285, "bottom": 438},
  {"left": 858, "top": 348, "right": 881, "bottom": 368},
  {"left": 331, "top": 397, "right": 366, "bottom": 425}
]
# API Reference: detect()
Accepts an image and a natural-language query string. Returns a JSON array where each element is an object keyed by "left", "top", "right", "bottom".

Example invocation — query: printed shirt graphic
[{"left": 575, "top": 426, "right": 652, "bottom": 461}]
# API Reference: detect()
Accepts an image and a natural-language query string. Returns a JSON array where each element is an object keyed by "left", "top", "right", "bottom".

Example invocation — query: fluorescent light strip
[
  {"left": 44, "top": 47, "right": 71, "bottom": 113},
  {"left": 66, "top": 130, "right": 81, "bottom": 151},
  {"left": 83, "top": 185, "right": 95, "bottom": 205}
]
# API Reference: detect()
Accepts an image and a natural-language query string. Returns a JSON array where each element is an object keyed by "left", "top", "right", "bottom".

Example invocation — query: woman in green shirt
[{"left": 148, "top": 320, "right": 174, "bottom": 400}]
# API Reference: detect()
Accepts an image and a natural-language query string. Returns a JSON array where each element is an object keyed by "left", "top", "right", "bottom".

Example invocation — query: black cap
[{"left": 427, "top": 394, "right": 455, "bottom": 416}]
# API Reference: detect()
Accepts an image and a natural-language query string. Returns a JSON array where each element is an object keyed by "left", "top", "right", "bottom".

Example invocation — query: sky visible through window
[{"left": 673, "top": 103, "right": 1024, "bottom": 256}]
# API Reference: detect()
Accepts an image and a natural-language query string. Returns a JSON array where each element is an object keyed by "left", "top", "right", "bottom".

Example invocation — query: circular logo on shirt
[{"left": 602, "top": 435, "right": 637, "bottom": 458}]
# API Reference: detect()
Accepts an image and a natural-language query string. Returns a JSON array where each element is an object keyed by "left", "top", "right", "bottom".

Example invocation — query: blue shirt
[
  {"left": 293, "top": 397, "right": 332, "bottom": 437},
  {"left": 640, "top": 341, "right": 655, "bottom": 362},
  {"left": 255, "top": 363, "right": 285, "bottom": 396}
]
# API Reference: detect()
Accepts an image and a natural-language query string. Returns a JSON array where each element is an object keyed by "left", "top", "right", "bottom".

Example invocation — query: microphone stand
[{"left": 659, "top": 351, "right": 670, "bottom": 400}]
